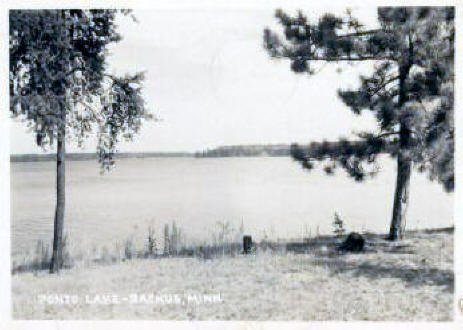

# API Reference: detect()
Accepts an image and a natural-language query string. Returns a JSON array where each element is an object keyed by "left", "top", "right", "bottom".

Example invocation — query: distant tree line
[
  {"left": 10, "top": 152, "right": 193, "bottom": 162},
  {"left": 195, "top": 144, "right": 291, "bottom": 157},
  {"left": 195, "top": 142, "right": 385, "bottom": 158}
]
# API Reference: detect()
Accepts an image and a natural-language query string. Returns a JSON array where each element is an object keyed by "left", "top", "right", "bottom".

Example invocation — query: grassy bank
[{"left": 12, "top": 228, "right": 453, "bottom": 320}]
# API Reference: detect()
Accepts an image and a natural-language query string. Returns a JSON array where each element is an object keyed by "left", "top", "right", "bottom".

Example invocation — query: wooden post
[{"left": 243, "top": 235, "right": 252, "bottom": 254}]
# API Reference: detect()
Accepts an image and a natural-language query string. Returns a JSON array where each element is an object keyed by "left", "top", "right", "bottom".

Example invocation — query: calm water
[{"left": 11, "top": 157, "right": 453, "bottom": 255}]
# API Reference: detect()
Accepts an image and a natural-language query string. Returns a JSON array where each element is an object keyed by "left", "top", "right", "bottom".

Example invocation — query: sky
[{"left": 10, "top": 5, "right": 382, "bottom": 154}]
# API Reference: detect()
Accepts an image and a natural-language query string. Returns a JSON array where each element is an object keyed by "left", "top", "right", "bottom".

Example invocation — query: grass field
[{"left": 12, "top": 229, "right": 453, "bottom": 320}]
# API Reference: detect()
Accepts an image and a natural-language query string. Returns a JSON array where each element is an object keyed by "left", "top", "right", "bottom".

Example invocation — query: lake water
[{"left": 11, "top": 157, "right": 453, "bottom": 255}]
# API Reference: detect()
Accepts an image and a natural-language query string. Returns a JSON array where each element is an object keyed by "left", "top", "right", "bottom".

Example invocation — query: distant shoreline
[
  {"left": 10, "top": 144, "right": 295, "bottom": 162},
  {"left": 10, "top": 152, "right": 195, "bottom": 162},
  {"left": 13, "top": 142, "right": 378, "bottom": 162}
]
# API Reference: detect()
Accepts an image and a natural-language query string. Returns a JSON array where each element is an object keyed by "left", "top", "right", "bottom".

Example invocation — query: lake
[{"left": 11, "top": 156, "right": 453, "bottom": 256}]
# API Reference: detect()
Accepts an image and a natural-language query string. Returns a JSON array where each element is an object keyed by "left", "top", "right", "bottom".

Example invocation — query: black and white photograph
[{"left": 3, "top": 0, "right": 459, "bottom": 325}]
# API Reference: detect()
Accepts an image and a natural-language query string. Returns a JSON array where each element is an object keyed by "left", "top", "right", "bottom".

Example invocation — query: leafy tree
[
  {"left": 10, "top": 10, "right": 151, "bottom": 272},
  {"left": 264, "top": 7, "right": 454, "bottom": 240}
]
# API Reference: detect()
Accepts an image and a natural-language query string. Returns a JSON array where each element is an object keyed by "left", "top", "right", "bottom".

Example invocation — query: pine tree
[
  {"left": 263, "top": 7, "right": 454, "bottom": 240},
  {"left": 10, "top": 10, "right": 151, "bottom": 272}
]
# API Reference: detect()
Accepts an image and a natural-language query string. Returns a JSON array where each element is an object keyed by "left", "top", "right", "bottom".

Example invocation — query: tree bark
[
  {"left": 388, "top": 152, "right": 411, "bottom": 240},
  {"left": 50, "top": 123, "right": 66, "bottom": 273},
  {"left": 388, "top": 49, "right": 413, "bottom": 241}
]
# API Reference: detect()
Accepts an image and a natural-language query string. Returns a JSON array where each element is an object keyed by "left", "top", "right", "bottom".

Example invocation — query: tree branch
[
  {"left": 104, "top": 73, "right": 117, "bottom": 81},
  {"left": 375, "top": 131, "right": 400, "bottom": 138},
  {"left": 77, "top": 100, "right": 104, "bottom": 125},
  {"left": 369, "top": 75, "right": 400, "bottom": 96},
  {"left": 294, "top": 55, "right": 394, "bottom": 62},
  {"left": 336, "top": 29, "right": 381, "bottom": 38}
]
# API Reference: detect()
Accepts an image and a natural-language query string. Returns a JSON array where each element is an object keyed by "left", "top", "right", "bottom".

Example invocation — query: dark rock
[{"left": 338, "top": 232, "right": 365, "bottom": 252}]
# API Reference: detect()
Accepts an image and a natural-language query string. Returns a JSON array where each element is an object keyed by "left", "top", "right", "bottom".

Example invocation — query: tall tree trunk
[
  {"left": 50, "top": 124, "right": 66, "bottom": 273},
  {"left": 388, "top": 46, "right": 413, "bottom": 240},
  {"left": 388, "top": 152, "right": 411, "bottom": 240}
]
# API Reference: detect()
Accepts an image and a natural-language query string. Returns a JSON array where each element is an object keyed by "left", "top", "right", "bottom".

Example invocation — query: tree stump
[
  {"left": 339, "top": 232, "right": 365, "bottom": 252},
  {"left": 243, "top": 235, "right": 252, "bottom": 254}
]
